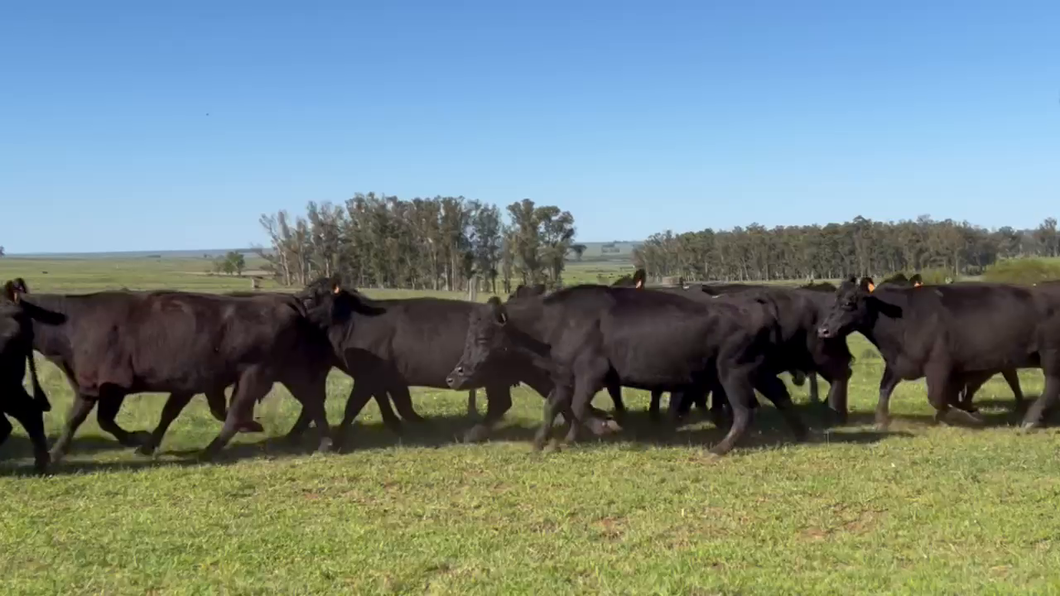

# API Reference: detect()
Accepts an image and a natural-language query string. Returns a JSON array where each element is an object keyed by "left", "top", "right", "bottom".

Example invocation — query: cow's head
[
  {"left": 298, "top": 275, "right": 385, "bottom": 328},
  {"left": 633, "top": 268, "right": 646, "bottom": 289},
  {"left": 817, "top": 276, "right": 876, "bottom": 339},
  {"left": 509, "top": 283, "right": 546, "bottom": 301},
  {"left": 446, "top": 297, "right": 511, "bottom": 390}
]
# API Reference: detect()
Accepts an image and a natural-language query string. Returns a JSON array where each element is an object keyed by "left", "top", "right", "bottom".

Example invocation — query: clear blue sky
[{"left": 2, "top": 1, "right": 1057, "bottom": 254}]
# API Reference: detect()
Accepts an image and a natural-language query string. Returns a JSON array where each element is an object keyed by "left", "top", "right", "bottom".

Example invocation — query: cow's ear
[
  {"left": 328, "top": 274, "right": 343, "bottom": 294},
  {"left": 846, "top": 274, "right": 857, "bottom": 284},
  {"left": 2, "top": 281, "right": 18, "bottom": 303},
  {"left": 860, "top": 277, "right": 875, "bottom": 292},
  {"left": 633, "top": 269, "right": 646, "bottom": 289},
  {"left": 486, "top": 296, "right": 508, "bottom": 325},
  {"left": 13, "top": 277, "right": 28, "bottom": 293},
  {"left": 911, "top": 274, "right": 923, "bottom": 287}
]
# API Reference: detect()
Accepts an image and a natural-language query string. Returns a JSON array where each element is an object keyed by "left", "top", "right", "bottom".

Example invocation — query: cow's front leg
[
  {"left": 49, "top": 393, "right": 98, "bottom": 463},
  {"left": 95, "top": 392, "right": 153, "bottom": 449}
]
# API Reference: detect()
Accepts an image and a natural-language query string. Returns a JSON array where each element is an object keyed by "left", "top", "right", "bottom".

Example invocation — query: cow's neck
[
  {"left": 502, "top": 299, "right": 553, "bottom": 359},
  {"left": 858, "top": 297, "right": 904, "bottom": 355},
  {"left": 19, "top": 294, "right": 73, "bottom": 359}
]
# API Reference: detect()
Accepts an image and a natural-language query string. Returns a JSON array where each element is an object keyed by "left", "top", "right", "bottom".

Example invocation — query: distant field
[{"left": 2, "top": 257, "right": 1060, "bottom": 594}]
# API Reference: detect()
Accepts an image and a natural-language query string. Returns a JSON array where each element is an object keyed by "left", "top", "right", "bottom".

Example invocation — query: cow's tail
[{"left": 26, "top": 353, "right": 51, "bottom": 412}]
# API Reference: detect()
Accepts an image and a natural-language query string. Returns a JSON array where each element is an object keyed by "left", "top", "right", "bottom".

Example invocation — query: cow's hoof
[
  {"left": 531, "top": 434, "right": 549, "bottom": 451},
  {"left": 33, "top": 452, "right": 50, "bottom": 475},
  {"left": 706, "top": 446, "right": 730, "bottom": 459},
  {"left": 47, "top": 448, "right": 66, "bottom": 465},
  {"left": 584, "top": 418, "right": 618, "bottom": 436},
  {"left": 316, "top": 440, "right": 334, "bottom": 454},
  {"left": 382, "top": 421, "right": 405, "bottom": 436},
  {"left": 1020, "top": 420, "right": 1042, "bottom": 432},
  {"left": 136, "top": 443, "right": 157, "bottom": 457},
  {"left": 238, "top": 421, "right": 265, "bottom": 433},
  {"left": 463, "top": 425, "right": 490, "bottom": 444},
  {"left": 942, "top": 408, "right": 985, "bottom": 428},
  {"left": 130, "top": 431, "right": 154, "bottom": 447}
]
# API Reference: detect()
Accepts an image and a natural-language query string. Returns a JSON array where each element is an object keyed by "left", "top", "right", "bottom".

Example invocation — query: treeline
[
  {"left": 633, "top": 216, "right": 1060, "bottom": 282},
  {"left": 256, "top": 194, "right": 580, "bottom": 292}
]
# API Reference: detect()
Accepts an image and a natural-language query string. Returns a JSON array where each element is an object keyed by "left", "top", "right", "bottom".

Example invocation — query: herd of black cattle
[{"left": 1, "top": 267, "right": 1057, "bottom": 474}]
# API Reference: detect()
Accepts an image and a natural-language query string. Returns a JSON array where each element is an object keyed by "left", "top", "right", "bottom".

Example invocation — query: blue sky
[{"left": 1, "top": 1, "right": 1058, "bottom": 253}]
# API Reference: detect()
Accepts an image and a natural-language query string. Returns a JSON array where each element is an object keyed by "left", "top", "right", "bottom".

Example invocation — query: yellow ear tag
[{"left": 867, "top": 282, "right": 876, "bottom": 292}]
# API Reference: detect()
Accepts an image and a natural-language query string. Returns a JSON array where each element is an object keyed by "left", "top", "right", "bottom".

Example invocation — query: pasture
[{"left": 2, "top": 258, "right": 1060, "bottom": 594}]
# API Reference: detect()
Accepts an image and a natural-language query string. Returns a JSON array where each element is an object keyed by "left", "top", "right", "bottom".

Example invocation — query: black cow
[
  {"left": 10, "top": 286, "right": 322, "bottom": 453},
  {"left": 14, "top": 288, "right": 334, "bottom": 462},
  {"left": 0, "top": 281, "right": 61, "bottom": 473},
  {"left": 446, "top": 285, "right": 809, "bottom": 456},
  {"left": 7, "top": 278, "right": 49, "bottom": 411},
  {"left": 817, "top": 277, "right": 1060, "bottom": 429},
  {"left": 136, "top": 290, "right": 421, "bottom": 456},
  {"left": 692, "top": 281, "right": 826, "bottom": 403},
  {"left": 654, "top": 285, "right": 854, "bottom": 424},
  {"left": 504, "top": 283, "right": 636, "bottom": 421},
  {"left": 289, "top": 277, "right": 613, "bottom": 445},
  {"left": 862, "top": 275, "right": 1024, "bottom": 418}
]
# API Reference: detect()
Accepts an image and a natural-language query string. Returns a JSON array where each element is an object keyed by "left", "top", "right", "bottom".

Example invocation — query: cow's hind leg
[
  {"left": 337, "top": 383, "right": 391, "bottom": 438},
  {"left": 807, "top": 372, "right": 820, "bottom": 404},
  {"left": 928, "top": 367, "right": 983, "bottom": 428},
  {"left": 95, "top": 393, "right": 152, "bottom": 448},
  {"left": 709, "top": 369, "right": 757, "bottom": 457},
  {"left": 874, "top": 365, "right": 902, "bottom": 429},
  {"left": 755, "top": 375, "right": 809, "bottom": 442},
  {"left": 648, "top": 390, "right": 664, "bottom": 421},
  {"left": 283, "top": 376, "right": 333, "bottom": 454},
  {"left": 955, "top": 372, "right": 989, "bottom": 415},
  {"left": 1023, "top": 358, "right": 1060, "bottom": 430},
  {"left": 1003, "top": 369, "right": 1025, "bottom": 412},
  {"left": 605, "top": 381, "right": 627, "bottom": 421},
  {"left": 139, "top": 392, "right": 194, "bottom": 456},
  {"left": 566, "top": 355, "right": 614, "bottom": 443},
  {"left": 4, "top": 393, "right": 49, "bottom": 473},
  {"left": 0, "top": 414, "right": 11, "bottom": 448},
  {"left": 49, "top": 393, "right": 97, "bottom": 463},
  {"left": 206, "top": 387, "right": 264, "bottom": 433},
  {"left": 200, "top": 368, "right": 275, "bottom": 460},
  {"left": 386, "top": 384, "right": 426, "bottom": 424}
]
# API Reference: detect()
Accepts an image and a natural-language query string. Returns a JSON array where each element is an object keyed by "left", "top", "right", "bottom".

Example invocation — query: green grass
[{"left": 3, "top": 259, "right": 1060, "bottom": 594}]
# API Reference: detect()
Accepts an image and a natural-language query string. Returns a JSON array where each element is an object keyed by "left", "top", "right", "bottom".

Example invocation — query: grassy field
[{"left": 2, "top": 259, "right": 1060, "bottom": 594}]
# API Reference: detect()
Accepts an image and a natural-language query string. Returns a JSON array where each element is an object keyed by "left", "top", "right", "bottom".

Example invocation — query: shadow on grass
[
  {"left": 838, "top": 395, "right": 1038, "bottom": 430},
  {"left": 6, "top": 395, "right": 1047, "bottom": 477},
  {"left": 572, "top": 405, "right": 914, "bottom": 453}
]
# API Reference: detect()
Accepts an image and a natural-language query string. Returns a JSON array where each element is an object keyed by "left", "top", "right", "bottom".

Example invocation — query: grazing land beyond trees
[{"left": 2, "top": 255, "right": 1060, "bottom": 594}]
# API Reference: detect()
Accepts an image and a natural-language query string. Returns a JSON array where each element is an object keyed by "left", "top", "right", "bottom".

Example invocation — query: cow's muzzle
[{"left": 446, "top": 365, "right": 470, "bottom": 390}]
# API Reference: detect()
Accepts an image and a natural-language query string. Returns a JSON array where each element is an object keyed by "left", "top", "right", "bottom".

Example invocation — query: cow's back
[{"left": 874, "top": 284, "right": 1042, "bottom": 371}]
